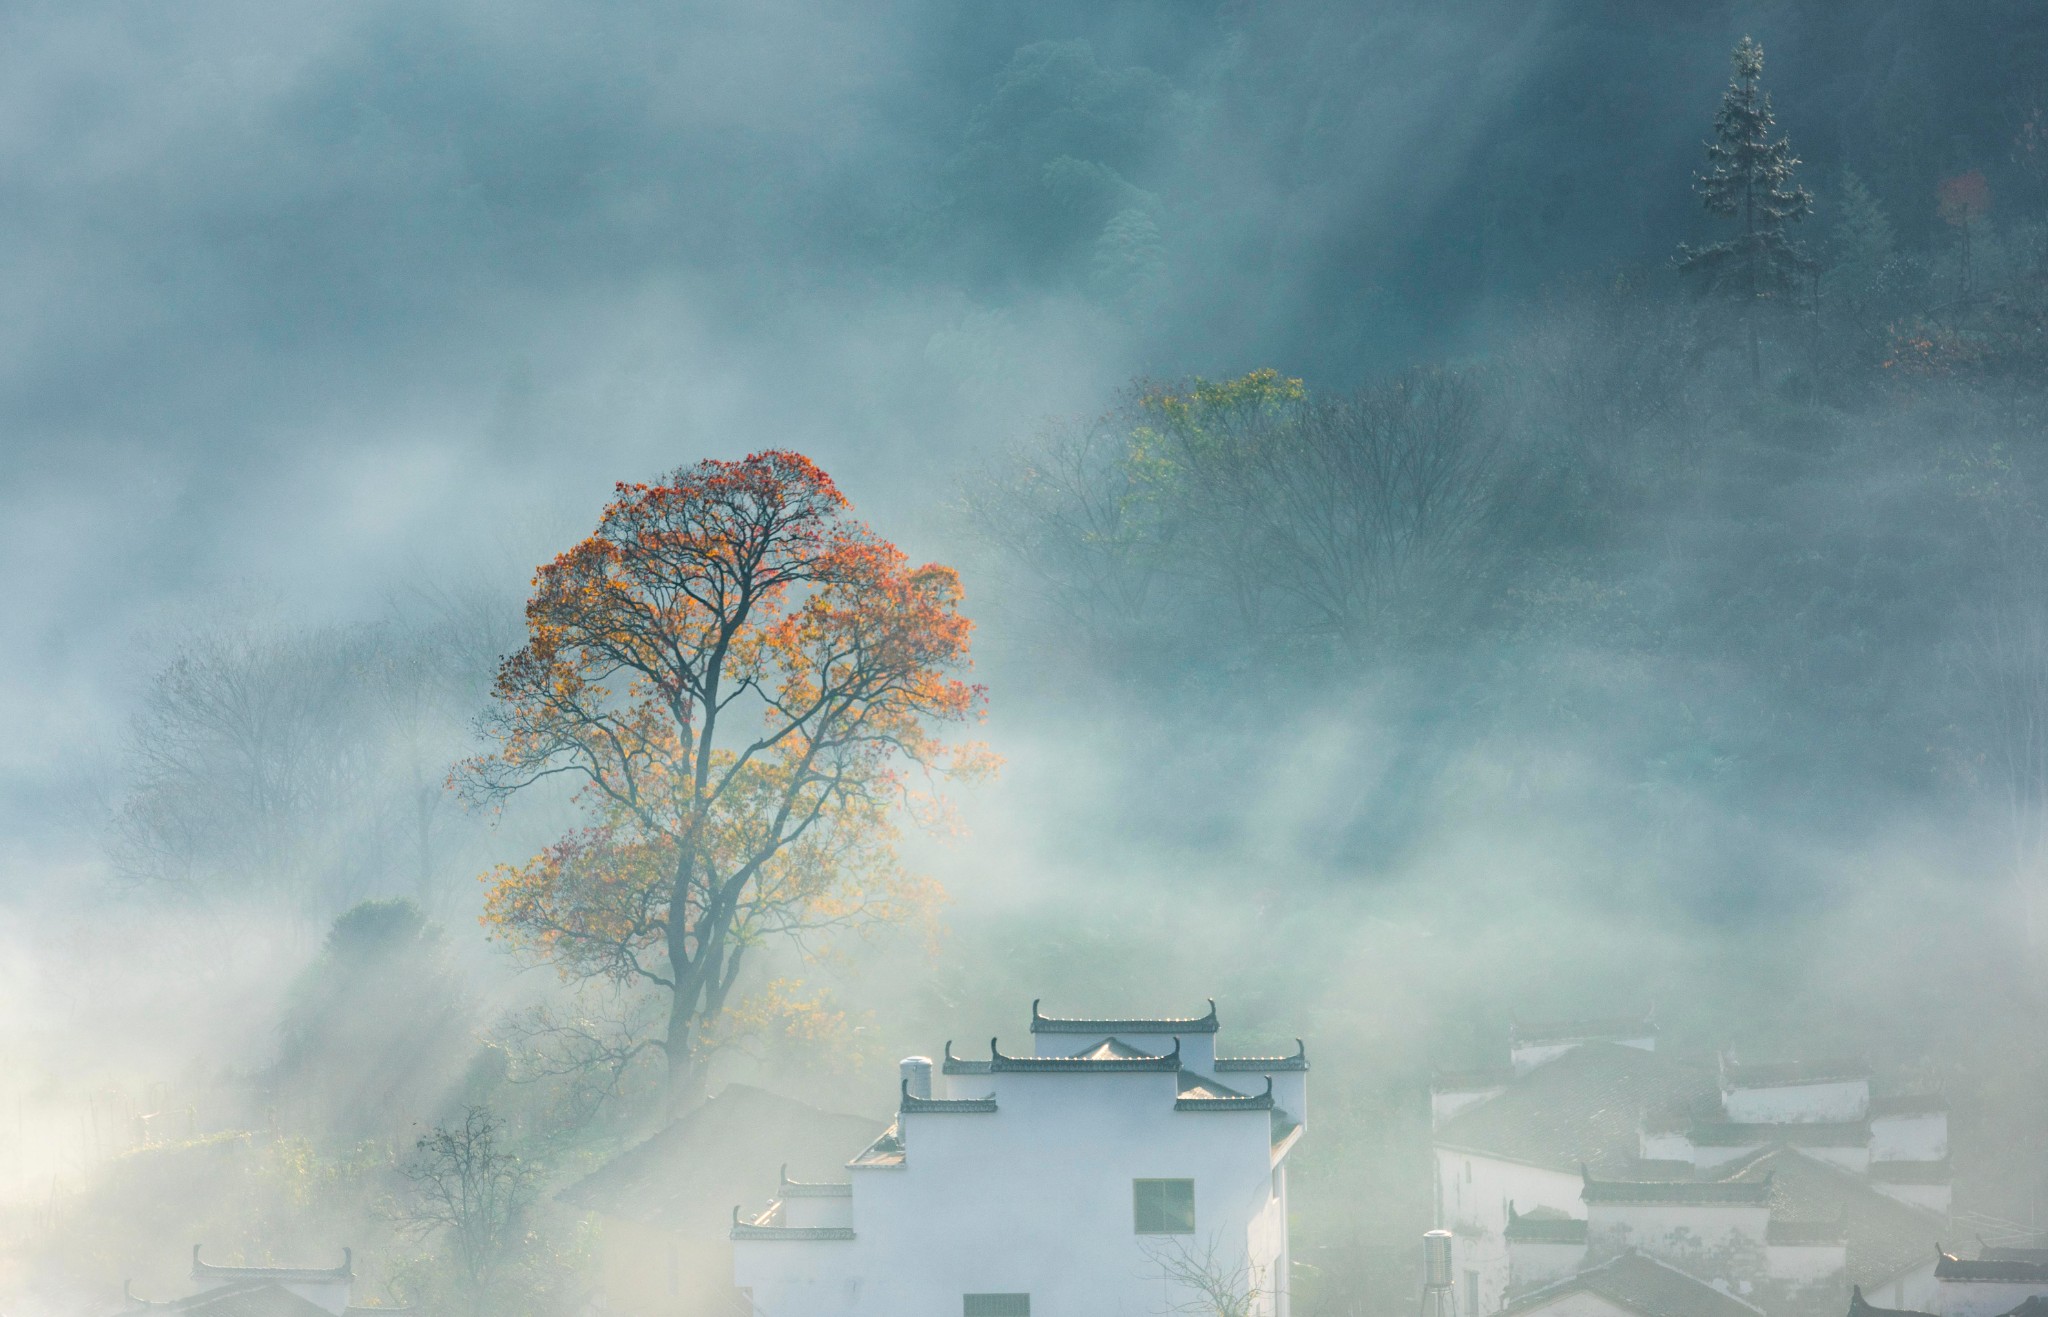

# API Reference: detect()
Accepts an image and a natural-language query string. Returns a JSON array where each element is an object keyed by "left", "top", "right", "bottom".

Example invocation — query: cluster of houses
[
  {"left": 1431, "top": 1014, "right": 2045, "bottom": 1317},
  {"left": 112, "top": 1002, "right": 2048, "bottom": 1317}
]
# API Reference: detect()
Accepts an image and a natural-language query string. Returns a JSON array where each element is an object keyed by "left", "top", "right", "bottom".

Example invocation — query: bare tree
[
  {"left": 1144, "top": 1235, "right": 1268, "bottom": 1317},
  {"left": 396, "top": 1106, "right": 541, "bottom": 1316}
]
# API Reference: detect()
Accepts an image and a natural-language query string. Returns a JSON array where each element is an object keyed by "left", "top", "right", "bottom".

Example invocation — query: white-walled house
[
  {"left": 729, "top": 1001, "right": 1307, "bottom": 1317},
  {"left": 1432, "top": 1017, "right": 1952, "bottom": 1317}
]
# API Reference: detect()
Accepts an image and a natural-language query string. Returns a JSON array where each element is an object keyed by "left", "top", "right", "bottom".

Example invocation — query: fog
[{"left": 4, "top": 3, "right": 2048, "bottom": 1314}]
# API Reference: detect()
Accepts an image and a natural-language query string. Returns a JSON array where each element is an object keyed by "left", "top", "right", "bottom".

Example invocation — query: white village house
[
  {"left": 728, "top": 1001, "right": 1308, "bottom": 1317},
  {"left": 1432, "top": 1015, "right": 1959, "bottom": 1317}
]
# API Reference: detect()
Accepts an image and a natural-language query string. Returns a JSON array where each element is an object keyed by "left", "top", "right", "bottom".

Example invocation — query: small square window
[
  {"left": 964, "top": 1295, "right": 1030, "bottom": 1317},
  {"left": 1133, "top": 1178, "right": 1197, "bottom": 1234}
]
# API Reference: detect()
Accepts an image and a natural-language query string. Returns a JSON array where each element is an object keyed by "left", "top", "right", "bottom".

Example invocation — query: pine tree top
[{"left": 1677, "top": 35, "right": 1814, "bottom": 296}]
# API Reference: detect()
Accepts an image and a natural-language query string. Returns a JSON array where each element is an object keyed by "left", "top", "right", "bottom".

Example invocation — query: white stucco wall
[
  {"left": 1720, "top": 1080, "right": 1868, "bottom": 1124},
  {"left": 1766, "top": 1243, "right": 1845, "bottom": 1285},
  {"left": 733, "top": 1065, "right": 1291, "bottom": 1317},
  {"left": 1871, "top": 1113, "right": 1948, "bottom": 1163},
  {"left": 1435, "top": 1150, "right": 1583, "bottom": 1315},
  {"left": 1584, "top": 1200, "right": 1768, "bottom": 1288}
]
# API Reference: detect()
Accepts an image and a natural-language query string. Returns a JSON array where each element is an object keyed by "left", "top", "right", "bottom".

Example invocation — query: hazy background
[{"left": 5, "top": 1, "right": 2048, "bottom": 1312}]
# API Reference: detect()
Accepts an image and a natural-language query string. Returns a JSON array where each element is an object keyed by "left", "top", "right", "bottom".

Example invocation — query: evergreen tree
[{"left": 1677, "top": 36, "right": 1815, "bottom": 381}]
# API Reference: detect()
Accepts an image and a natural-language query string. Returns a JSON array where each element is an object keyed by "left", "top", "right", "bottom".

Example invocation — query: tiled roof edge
[
  {"left": 1215, "top": 1039, "right": 1308, "bottom": 1072},
  {"left": 1030, "top": 997, "right": 1220, "bottom": 1034}
]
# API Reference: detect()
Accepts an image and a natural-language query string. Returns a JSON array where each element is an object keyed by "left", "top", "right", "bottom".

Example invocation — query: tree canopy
[{"left": 461, "top": 451, "right": 990, "bottom": 1105}]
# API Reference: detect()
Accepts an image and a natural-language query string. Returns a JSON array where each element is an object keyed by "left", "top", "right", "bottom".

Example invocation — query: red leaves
[{"left": 464, "top": 451, "right": 990, "bottom": 1014}]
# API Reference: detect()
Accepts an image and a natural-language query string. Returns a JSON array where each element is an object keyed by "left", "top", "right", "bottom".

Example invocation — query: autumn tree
[
  {"left": 1677, "top": 36, "right": 1814, "bottom": 381},
  {"left": 461, "top": 451, "right": 988, "bottom": 1109}
]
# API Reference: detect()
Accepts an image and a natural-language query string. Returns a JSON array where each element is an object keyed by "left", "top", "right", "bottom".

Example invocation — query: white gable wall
[
  {"left": 1435, "top": 1149, "right": 1583, "bottom": 1315},
  {"left": 736, "top": 1066, "right": 1288, "bottom": 1317},
  {"left": 1871, "top": 1113, "right": 1948, "bottom": 1163},
  {"left": 1584, "top": 1200, "right": 1769, "bottom": 1289}
]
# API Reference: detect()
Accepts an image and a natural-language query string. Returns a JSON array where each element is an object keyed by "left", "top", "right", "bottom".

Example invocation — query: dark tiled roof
[
  {"left": 1175, "top": 1076, "right": 1274, "bottom": 1111},
  {"left": 1936, "top": 1253, "right": 2048, "bottom": 1282},
  {"left": 1981, "top": 1248, "right": 2048, "bottom": 1263},
  {"left": 1506, "top": 1206, "right": 1589, "bottom": 1244},
  {"left": 1867, "top": 1160, "right": 1950, "bottom": 1185},
  {"left": 1433, "top": 1065, "right": 1516, "bottom": 1091},
  {"left": 162, "top": 1284, "right": 338, "bottom": 1317},
  {"left": 940, "top": 1041, "right": 992, "bottom": 1075},
  {"left": 1689, "top": 1121, "right": 1870, "bottom": 1148},
  {"left": 986, "top": 1038, "right": 1180, "bottom": 1072},
  {"left": 1847, "top": 1285, "right": 1936, "bottom": 1317},
  {"left": 1215, "top": 1040, "right": 1309, "bottom": 1073},
  {"left": 1030, "top": 999, "right": 1219, "bottom": 1034},
  {"left": 1722, "top": 1148, "right": 1941, "bottom": 1287},
  {"left": 1998, "top": 1299, "right": 2048, "bottom": 1317},
  {"left": 1504, "top": 1251, "right": 1763, "bottom": 1317},
  {"left": 1720, "top": 1057, "right": 1871, "bottom": 1088},
  {"left": 1177, "top": 1072, "right": 1251, "bottom": 1101},
  {"left": 847, "top": 1120, "right": 904, "bottom": 1169},
  {"left": 1077, "top": 1037, "right": 1163, "bottom": 1061},
  {"left": 558, "top": 1083, "right": 884, "bottom": 1233},
  {"left": 901, "top": 1083, "right": 996, "bottom": 1113},
  {"left": 1434, "top": 1043, "right": 1717, "bottom": 1174},
  {"left": 1511, "top": 1014, "right": 1657, "bottom": 1046},
  {"left": 1582, "top": 1171, "right": 1772, "bottom": 1206},
  {"left": 1868, "top": 1093, "right": 1948, "bottom": 1117}
]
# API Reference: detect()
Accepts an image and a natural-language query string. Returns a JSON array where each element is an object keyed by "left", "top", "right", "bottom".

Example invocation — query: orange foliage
[{"left": 461, "top": 451, "right": 989, "bottom": 1078}]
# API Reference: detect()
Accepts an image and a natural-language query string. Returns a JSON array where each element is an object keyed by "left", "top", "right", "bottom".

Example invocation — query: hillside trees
[
  {"left": 968, "top": 369, "right": 1512, "bottom": 684},
  {"left": 114, "top": 605, "right": 505, "bottom": 907},
  {"left": 460, "top": 452, "right": 989, "bottom": 1109},
  {"left": 1677, "top": 36, "right": 1814, "bottom": 381}
]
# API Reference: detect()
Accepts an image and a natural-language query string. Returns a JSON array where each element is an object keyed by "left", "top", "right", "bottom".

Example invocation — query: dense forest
[{"left": 5, "top": 3, "right": 2048, "bottom": 1314}]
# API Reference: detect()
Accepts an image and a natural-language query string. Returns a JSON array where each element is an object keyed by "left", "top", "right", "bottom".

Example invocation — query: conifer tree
[{"left": 1677, "top": 36, "right": 1814, "bottom": 381}]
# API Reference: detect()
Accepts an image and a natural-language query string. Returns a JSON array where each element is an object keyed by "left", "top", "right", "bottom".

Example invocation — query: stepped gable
[
  {"left": 559, "top": 1083, "right": 884, "bottom": 1233},
  {"left": 1846, "top": 1285, "right": 1936, "bottom": 1317},
  {"left": 1501, "top": 1250, "right": 1764, "bottom": 1317},
  {"left": 190, "top": 1248, "right": 352, "bottom": 1285},
  {"left": 1434, "top": 1041, "right": 1716, "bottom": 1174},
  {"left": 1216, "top": 1040, "right": 1310, "bottom": 1073},
  {"left": 1719, "top": 1148, "right": 1940, "bottom": 1289}
]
